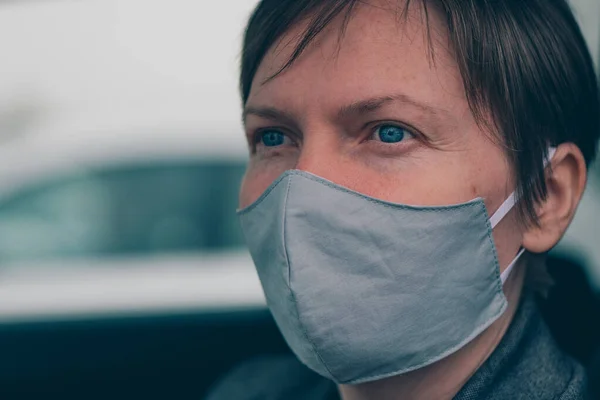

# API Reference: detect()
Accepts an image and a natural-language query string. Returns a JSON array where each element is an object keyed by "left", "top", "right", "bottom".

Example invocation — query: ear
[{"left": 522, "top": 143, "right": 587, "bottom": 253}]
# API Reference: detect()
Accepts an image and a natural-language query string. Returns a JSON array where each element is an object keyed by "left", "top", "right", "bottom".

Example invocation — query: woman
[{"left": 209, "top": 0, "right": 599, "bottom": 399}]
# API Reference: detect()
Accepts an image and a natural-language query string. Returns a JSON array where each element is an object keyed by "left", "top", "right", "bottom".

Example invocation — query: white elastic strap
[
  {"left": 489, "top": 192, "right": 517, "bottom": 229},
  {"left": 489, "top": 146, "right": 557, "bottom": 229},
  {"left": 546, "top": 147, "right": 557, "bottom": 165},
  {"left": 494, "top": 147, "right": 556, "bottom": 284},
  {"left": 500, "top": 248, "right": 525, "bottom": 284}
]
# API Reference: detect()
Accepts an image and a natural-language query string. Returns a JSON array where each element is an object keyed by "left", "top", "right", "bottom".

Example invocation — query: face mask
[{"left": 237, "top": 149, "right": 555, "bottom": 385}]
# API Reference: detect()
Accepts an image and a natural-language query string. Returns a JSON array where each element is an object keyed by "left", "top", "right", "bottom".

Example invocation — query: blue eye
[
  {"left": 376, "top": 125, "right": 407, "bottom": 143},
  {"left": 260, "top": 130, "right": 286, "bottom": 147}
]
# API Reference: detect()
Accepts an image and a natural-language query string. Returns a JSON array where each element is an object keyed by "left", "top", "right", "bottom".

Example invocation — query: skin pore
[{"left": 239, "top": 1, "right": 588, "bottom": 399}]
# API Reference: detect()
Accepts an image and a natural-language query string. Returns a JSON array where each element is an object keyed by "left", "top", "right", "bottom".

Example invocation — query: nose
[
  {"left": 294, "top": 130, "right": 352, "bottom": 185},
  {"left": 295, "top": 152, "right": 328, "bottom": 176},
  {"left": 294, "top": 131, "right": 338, "bottom": 177}
]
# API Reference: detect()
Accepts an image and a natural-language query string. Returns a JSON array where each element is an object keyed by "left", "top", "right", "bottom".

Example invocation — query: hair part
[{"left": 240, "top": 0, "right": 600, "bottom": 225}]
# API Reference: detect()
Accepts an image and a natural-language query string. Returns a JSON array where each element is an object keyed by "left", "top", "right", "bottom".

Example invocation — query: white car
[
  {"left": 0, "top": 115, "right": 266, "bottom": 323},
  {"left": 0, "top": 0, "right": 267, "bottom": 325}
]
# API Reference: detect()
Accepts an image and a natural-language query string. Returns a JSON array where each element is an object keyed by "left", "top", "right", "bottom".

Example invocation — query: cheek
[
  {"left": 239, "top": 158, "right": 294, "bottom": 208},
  {"left": 238, "top": 176, "right": 255, "bottom": 209},
  {"left": 375, "top": 155, "right": 483, "bottom": 207}
]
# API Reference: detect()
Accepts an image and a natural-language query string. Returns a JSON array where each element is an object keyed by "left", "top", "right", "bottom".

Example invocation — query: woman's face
[{"left": 240, "top": 1, "right": 523, "bottom": 269}]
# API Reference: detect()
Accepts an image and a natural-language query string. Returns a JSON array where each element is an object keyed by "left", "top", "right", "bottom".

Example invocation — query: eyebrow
[
  {"left": 243, "top": 93, "right": 449, "bottom": 125},
  {"left": 337, "top": 94, "right": 448, "bottom": 120},
  {"left": 242, "top": 106, "right": 298, "bottom": 128}
]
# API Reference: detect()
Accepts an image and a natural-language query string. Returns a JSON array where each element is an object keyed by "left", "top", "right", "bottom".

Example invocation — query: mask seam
[
  {"left": 481, "top": 202, "right": 506, "bottom": 297},
  {"left": 289, "top": 170, "right": 482, "bottom": 211},
  {"left": 341, "top": 206, "right": 508, "bottom": 385},
  {"left": 281, "top": 175, "right": 339, "bottom": 382},
  {"left": 238, "top": 171, "right": 294, "bottom": 215}
]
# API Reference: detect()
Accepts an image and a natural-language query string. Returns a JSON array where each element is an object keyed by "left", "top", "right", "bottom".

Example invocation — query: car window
[{"left": 0, "top": 161, "right": 246, "bottom": 264}]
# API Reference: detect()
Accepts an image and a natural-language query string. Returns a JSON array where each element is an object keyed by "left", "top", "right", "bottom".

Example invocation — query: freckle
[{"left": 470, "top": 184, "right": 478, "bottom": 197}]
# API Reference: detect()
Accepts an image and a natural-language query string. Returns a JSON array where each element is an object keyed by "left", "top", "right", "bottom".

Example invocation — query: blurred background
[{"left": 0, "top": 0, "right": 598, "bottom": 399}]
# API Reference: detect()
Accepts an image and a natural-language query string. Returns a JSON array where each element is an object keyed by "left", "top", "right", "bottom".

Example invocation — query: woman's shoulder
[{"left": 205, "top": 354, "right": 337, "bottom": 400}]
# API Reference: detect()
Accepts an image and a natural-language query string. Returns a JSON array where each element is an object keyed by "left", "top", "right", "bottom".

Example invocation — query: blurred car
[
  {"left": 0, "top": 114, "right": 287, "bottom": 400},
  {"left": 0, "top": 114, "right": 266, "bottom": 322}
]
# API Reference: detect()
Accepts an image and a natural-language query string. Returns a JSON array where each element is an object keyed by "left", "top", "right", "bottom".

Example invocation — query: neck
[{"left": 338, "top": 257, "right": 529, "bottom": 400}]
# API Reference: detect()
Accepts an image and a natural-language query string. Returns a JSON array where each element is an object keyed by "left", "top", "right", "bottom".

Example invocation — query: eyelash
[
  {"left": 367, "top": 122, "right": 416, "bottom": 143},
  {"left": 250, "top": 128, "right": 297, "bottom": 153},
  {"left": 249, "top": 122, "right": 421, "bottom": 152}
]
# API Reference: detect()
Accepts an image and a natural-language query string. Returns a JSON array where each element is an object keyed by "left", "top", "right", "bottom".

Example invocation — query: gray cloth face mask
[{"left": 237, "top": 154, "right": 552, "bottom": 384}]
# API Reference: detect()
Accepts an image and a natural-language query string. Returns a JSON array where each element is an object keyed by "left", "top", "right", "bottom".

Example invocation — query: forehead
[{"left": 247, "top": 0, "right": 465, "bottom": 113}]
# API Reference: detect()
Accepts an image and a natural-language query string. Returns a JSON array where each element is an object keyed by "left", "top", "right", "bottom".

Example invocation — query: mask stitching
[
  {"left": 281, "top": 175, "right": 340, "bottom": 382},
  {"left": 238, "top": 170, "right": 484, "bottom": 216},
  {"left": 481, "top": 204, "right": 507, "bottom": 297},
  {"left": 237, "top": 171, "right": 293, "bottom": 215},
  {"left": 340, "top": 206, "right": 508, "bottom": 385}
]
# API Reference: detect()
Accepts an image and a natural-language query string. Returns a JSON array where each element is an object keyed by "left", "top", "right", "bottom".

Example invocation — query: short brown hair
[{"left": 240, "top": 0, "right": 600, "bottom": 225}]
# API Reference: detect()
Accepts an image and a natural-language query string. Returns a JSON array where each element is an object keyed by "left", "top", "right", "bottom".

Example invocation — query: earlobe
[{"left": 522, "top": 144, "right": 587, "bottom": 254}]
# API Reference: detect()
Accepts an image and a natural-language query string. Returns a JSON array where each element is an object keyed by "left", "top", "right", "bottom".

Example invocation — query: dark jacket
[{"left": 207, "top": 256, "right": 600, "bottom": 399}]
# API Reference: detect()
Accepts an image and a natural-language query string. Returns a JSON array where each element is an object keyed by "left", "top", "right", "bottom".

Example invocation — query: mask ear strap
[
  {"left": 489, "top": 147, "right": 557, "bottom": 230},
  {"left": 489, "top": 192, "right": 517, "bottom": 229},
  {"left": 500, "top": 248, "right": 526, "bottom": 284},
  {"left": 494, "top": 147, "right": 557, "bottom": 284}
]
